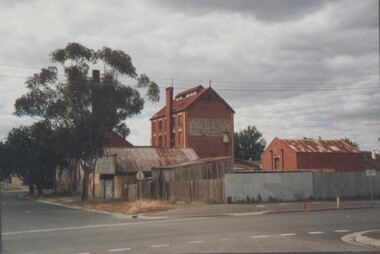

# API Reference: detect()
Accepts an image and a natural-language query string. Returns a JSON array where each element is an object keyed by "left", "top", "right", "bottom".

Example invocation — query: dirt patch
[
  {"left": 1, "top": 183, "right": 26, "bottom": 191},
  {"left": 39, "top": 196, "right": 176, "bottom": 215},
  {"left": 80, "top": 200, "right": 176, "bottom": 215}
]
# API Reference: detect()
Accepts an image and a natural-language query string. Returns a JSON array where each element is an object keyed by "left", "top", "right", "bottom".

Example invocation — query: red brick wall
[
  {"left": 261, "top": 138, "right": 297, "bottom": 170},
  {"left": 297, "top": 152, "right": 364, "bottom": 172},
  {"left": 151, "top": 88, "right": 234, "bottom": 158},
  {"left": 261, "top": 138, "right": 365, "bottom": 172},
  {"left": 186, "top": 90, "right": 234, "bottom": 158}
]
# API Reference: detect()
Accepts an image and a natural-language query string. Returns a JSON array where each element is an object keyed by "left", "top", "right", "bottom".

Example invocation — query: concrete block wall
[
  {"left": 225, "top": 172, "right": 380, "bottom": 203},
  {"left": 225, "top": 172, "right": 313, "bottom": 202}
]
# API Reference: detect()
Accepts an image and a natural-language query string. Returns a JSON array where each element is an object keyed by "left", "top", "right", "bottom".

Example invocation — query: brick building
[
  {"left": 261, "top": 137, "right": 364, "bottom": 172},
  {"left": 150, "top": 85, "right": 235, "bottom": 158}
]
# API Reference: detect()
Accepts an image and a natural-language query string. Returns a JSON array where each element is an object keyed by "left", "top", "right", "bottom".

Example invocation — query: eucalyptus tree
[
  {"left": 15, "top": 42, "right": 159, "bottom": 200},
  {"left": 234, "top": 125, "right": 266, "bottom": 161}
]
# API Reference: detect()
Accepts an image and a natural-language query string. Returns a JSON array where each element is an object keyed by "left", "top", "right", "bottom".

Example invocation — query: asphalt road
[{"left": 2, "top": 191, "right": 380, "bottom": 254}]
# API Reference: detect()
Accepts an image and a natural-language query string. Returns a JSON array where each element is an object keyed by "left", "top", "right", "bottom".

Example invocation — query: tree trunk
[
  {"left": 37, "top": 183, "right": 43, "bottom": 195},
  {"left": 28, "top": 183, "right": 34, "bottom": 195},
  {"left": 81, "top": 172, "right": 90, "bottom": 201}
]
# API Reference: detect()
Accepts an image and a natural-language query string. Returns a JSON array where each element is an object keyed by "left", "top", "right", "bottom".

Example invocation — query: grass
[{"left": 40, "top": 196, "right": 176, "bottom": 215}]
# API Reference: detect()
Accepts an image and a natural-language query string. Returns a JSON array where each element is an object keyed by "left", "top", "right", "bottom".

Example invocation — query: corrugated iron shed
[
  {"left": 104, "top": 147, "right": 199, "bottom": 173},
  {"left": 281, "top": 139, "right": 360, "bottom": 153}
]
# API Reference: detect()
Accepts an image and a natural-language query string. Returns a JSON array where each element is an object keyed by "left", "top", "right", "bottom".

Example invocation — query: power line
[{"left": 0, "top": 69, "right": 379, "bottom": 92}]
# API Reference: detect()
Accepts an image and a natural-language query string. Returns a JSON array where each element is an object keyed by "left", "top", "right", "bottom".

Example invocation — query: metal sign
[
  {"left": 366, "top": 169, "right": 376, "bottom": 177},
  {"left": 136, "top": 170, "right": 145, "bottom": 181}
]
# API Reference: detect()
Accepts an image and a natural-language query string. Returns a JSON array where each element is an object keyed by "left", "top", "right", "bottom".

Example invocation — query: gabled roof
[
  {"left": 175, "top": 85, "right": 204, "bottom": 99},
  {"left": 151, "top": 85, "right": 235, "bottom": 120},
  {"left": 270, "top": 137, "right": 360, "bottom": 153},
  {"left": 103, "top": 131, "right": 133, "bottom": 148},
  {"left": 104, "top": 147, "right": 199, "bottom": 173}
]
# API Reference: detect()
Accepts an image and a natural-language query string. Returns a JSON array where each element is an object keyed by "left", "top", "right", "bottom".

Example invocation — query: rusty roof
[
  {"left": 279, "top": 138, "right": 360, "bottom": 153},
  {"left": 151, "top": 86, "right": 235, "bottom": 120},
  {"left": 104, "top": 147, "right": 199, "bottom": 173}
]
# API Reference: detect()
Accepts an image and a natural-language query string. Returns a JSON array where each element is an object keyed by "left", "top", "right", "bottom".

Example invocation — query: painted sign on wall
[{"left": 189, "top": 118, "right": 230, "bottom": 136}]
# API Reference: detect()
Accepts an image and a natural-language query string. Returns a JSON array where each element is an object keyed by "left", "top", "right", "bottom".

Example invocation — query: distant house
[
  {"left": 261, "top": 138, "right": 364, "bottom": 172},
  {"left": 55, "top": 131, "right": 133, "bottom": 196},
  {"left": 103, "top": 131, "right": 134, "bottom": 148},
  {"left": 150, "top": 85, "right": 235, "bottom": 159},
  {"left": 363, "top": 151, "right": 380, "bottom": 171}
]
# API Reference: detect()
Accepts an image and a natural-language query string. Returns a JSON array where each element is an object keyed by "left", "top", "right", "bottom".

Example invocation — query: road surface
[{"left": 2, "top": 191, "right": 380, "bottom": 253}]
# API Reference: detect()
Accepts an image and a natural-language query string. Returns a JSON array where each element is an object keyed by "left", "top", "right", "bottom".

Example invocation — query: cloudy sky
[{"left": 0, "top": 0, "right": 379, "bottom": 150}]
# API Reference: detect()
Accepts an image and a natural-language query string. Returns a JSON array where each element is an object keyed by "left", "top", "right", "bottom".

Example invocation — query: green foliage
[
  {"left": 234, "top": 125, "right": 266, "bottom": 161},
  {"left": 14, "top": 42, "right": 159, "bottom": 200},
  {"left": 4, "top": 122, "right": 65, "bottom": 194},
  {"left": 0, "top": 141, "right": 11, "bottom": 179}
]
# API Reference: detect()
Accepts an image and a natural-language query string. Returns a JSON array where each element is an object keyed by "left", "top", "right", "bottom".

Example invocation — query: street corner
[{"left": 341, "top": 229, "right": 380, "bottom": 249}]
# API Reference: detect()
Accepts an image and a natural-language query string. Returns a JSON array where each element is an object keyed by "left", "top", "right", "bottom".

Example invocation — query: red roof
[
  {"left": 278, "top": 138, "right": 360, "bottom": 153},
  {"left": 104, "top": 132, "right": 134, "bottom": 148},
  {"left": 151, "top": 85, "right": 234, "bottom": 120},
  {"left": 175, "top": 85, "right": 204, "bottom": 99}
]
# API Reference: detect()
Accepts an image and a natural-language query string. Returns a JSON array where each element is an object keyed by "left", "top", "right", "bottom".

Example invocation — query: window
[
  {"left": 159, "top": 120, "right": 162, "bottom": 130},
  {"left": 171, "top": 133, "right": 175, "bottom": 146},
  {"left": 178, "top": 131, "right": 182, "bottom": 144},
  {"left": 178, "top": 115, "right": 182, "bottom": 125},
  {"left": 171, "top": 117, "right": 175, "bottom": 128},
  {"left": 158, "top": 135, "right": 162, "bottom": 147},
  {"left": 274, "top": 156, "right": 280, "bottom": 169}
]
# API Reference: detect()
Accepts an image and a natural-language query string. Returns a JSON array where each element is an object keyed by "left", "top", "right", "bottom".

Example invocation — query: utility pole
[{"left": 0, "top": 171, "right": 2, "bottom": 254}]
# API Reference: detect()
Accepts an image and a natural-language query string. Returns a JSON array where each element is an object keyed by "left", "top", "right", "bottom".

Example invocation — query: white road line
[
  {"left": 280, "top": 233, "right": 296, "bottom": 236},
  {"left": 335, "top": 229, "right": 350, "bottom": 233},
  {"left": 251, "top": 235, "right": 268, "bottom": 239},
  {"left": 109, "top": 248, "right": 131, "bottom": 252},
  {"left": 24, "top": 210, "right": 31, "bottom": 214},
  {"left": 73, "top": 252, "right": 90, "bottom": 254},
  {"left": 256, "top": 205, "right": 266, "bottom": 208},
  {"left": 187, "top": 241, "right": 204, "bottom": 244},
  {"left": 308, "top": 231, "right": 324, "bottom": 235},
  {"left": 220, "top": 238, "right": 234, "bottom": 241},
  {"left": 3, "top": 217, "right": 205, "bottom": 236},
  {"left": 150, "top": 244, "right": 170, "bottom": 248}
]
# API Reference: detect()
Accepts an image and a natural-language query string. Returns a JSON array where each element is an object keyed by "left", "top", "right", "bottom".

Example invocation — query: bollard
[
  {"left": 303, "top": 202, "right": 309, "bottom": 212},
  {"left": 336, "top": 196, "right": 340, "bottom": 209}
]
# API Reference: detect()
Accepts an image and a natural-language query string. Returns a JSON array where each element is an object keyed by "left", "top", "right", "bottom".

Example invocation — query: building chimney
[
  {"left": 92, "top": 70, "right": 100, "bottom": 84},
  {"left": 165, "top": 87, "right": 173, "bottom": 148}
]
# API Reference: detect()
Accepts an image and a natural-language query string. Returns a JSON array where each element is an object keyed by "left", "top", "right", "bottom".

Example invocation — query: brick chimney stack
[
  {"left": 92, "top": 70, "right": 100, "bottom": 84},
  {"left": 165, "top": 87, "right": 173, "bottom": 148}
]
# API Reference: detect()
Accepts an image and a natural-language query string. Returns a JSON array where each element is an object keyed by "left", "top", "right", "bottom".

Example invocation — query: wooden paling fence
[{"left": 127, "top": 179, "right": 225, "bottom": 203}]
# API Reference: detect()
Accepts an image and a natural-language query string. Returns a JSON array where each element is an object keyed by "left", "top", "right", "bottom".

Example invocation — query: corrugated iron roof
[
  {"left": 280, "top": 139, "right": 360, "bottom": 153},
  {"left": 104, "top": 147, "right": 199, "bottom": 173}
]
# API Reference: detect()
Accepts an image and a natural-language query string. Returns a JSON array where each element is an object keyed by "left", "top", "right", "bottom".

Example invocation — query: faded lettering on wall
[{"left": 189, "top": 118, "right": 230, "bottom": 136}]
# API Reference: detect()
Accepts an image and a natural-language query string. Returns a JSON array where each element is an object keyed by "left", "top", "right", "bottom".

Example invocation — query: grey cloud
[{"left": 149, "top": 0, "right": 329, "bottom": 23}]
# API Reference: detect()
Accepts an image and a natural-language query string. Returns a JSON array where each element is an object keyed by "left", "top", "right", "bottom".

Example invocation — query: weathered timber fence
[{"left": 156, "top": 179, "right": 224, "bottom": 203}]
